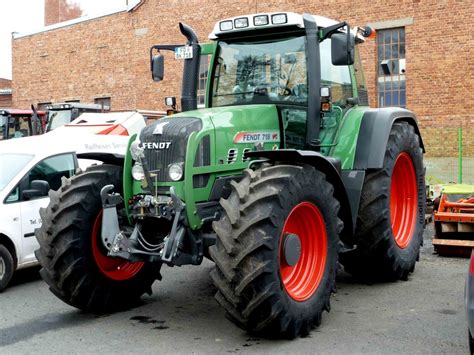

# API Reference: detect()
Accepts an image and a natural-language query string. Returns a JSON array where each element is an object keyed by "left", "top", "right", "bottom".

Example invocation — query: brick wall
[
  {"left": 0, "top": 96, "right": 12, "bottom": 107},
  {"left": 0, "top": 78, "right": 12, "bottom": 88},
  {"left": 13, "top": 0, "right": 474, "bottom": 157},
  {"left": 0, "top": 78, "right": 12, "bottom": 107}
]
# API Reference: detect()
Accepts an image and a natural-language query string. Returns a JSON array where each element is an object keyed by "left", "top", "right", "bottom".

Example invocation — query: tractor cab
[
  {"left": 152, "top": 12, "right": 373, "bottom": 154},
  {"left": 45, "top": 102, "right": 108, "bottom": 132},
  {"left": 0, "top": 108, "right": 46, "bottom": 140}
]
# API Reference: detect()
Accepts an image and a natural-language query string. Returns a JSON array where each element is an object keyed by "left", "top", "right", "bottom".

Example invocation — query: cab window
[{"left": 320, "top": 39, "right": 352, "bottom": 107}]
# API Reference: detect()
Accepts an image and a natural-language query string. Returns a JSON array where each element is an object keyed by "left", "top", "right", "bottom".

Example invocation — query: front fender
[{"left": 246, "top": 149, "right": 354, "bottom": 245}]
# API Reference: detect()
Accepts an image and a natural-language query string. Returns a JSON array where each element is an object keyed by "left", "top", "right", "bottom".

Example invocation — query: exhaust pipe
[{"left": 179, "top": 23, "right": 201, "bottom": 112}]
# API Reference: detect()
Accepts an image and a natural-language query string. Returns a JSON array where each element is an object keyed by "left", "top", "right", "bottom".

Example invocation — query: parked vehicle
[
  {"left": 0, "top": 112, "right": 147, "bottom": 291},
  {"left": 45, "top": 102, "right": 108, "bottom": 132},
  {"left": 0, "top": 108, "right": 46, "bottom": 140},
  {"left": 36, "top": 12, "right": 425, "bottom": 338}
]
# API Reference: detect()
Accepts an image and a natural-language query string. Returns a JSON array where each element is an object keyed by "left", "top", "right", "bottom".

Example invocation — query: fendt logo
[{"left": 141, "top": 142, "right": 172, "bottom": 149}]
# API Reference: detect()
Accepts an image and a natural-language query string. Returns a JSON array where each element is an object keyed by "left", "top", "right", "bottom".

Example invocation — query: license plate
[{"left": 175, "top": 46, "right": 193, "bottom": 60}]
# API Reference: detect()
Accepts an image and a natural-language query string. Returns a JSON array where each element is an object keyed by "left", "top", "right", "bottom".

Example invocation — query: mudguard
[
  {"left": 354, "top": 107, "right": 424, "bottom": 170},
  {"left": 246, "top": 149, "right": 354, "bottom": 244}
]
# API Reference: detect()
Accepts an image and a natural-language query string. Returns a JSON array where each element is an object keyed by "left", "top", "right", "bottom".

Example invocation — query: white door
[
  {"left": 10, "top": 153, "right": 76, "bottom": 265},
  {"left": 18, "top": 197, "right": 50, "bottom": 264}
]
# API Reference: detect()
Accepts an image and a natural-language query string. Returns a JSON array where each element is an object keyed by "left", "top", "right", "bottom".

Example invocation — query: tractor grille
[
  {"left": 139, "top": 117, "right": 202, "bottom": 182},
  {"left": 227, "top": 148, "right": 238, "bottom": 164},
  {"left": 242, "top": 148, "right": 251, "bottom": 162}
]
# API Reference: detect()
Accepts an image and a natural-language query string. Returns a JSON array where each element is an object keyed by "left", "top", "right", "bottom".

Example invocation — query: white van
[{"left": 0, "top": 111, "right": 147, "bottom": 291}]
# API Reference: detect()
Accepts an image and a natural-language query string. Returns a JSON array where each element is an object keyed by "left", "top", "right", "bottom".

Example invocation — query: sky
[{"left": 0, "top": 0, "right": 126, "bottom": 80}]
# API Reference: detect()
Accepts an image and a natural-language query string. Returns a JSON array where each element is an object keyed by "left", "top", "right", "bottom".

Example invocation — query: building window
[
  {"left": 198, "top": 55, "right": 210, "bottom": 107},
  {"left": 377, "top": 27, "right": 406, "bottom": 108},
  {"left": 94, "top": 97, "right": 111, "bottom": 110}
]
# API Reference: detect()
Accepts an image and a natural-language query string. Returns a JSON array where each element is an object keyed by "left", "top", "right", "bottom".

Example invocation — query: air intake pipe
[{"left": 179, "top": 23, "right": 201, "bottom": 112}]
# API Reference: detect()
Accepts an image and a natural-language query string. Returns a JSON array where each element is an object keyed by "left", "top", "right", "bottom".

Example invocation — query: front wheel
[
  {"left": 0, "top": 245, "right": 15, "bottom": 292},
  {"left": 35, "top": 164, "right": 158, "bottom": 312},
  {"left": 210, "top": 164, "right": 342, "bottom": 338}
]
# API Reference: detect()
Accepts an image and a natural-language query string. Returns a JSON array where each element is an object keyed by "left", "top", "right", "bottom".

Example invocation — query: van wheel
[{"left": 0, "top": 245, "right": 15, "bottom": 292}]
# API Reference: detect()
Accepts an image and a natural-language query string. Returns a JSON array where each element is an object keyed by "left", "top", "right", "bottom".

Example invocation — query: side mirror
[
  {"left": 22, "top": 180, "right": 50, "bottom": 200},
  {"left": 151, "top": 53, "right": 164, "bottom": 82},
  {"left": 331, "top": 32, "right": 355, "bottom": 66}
]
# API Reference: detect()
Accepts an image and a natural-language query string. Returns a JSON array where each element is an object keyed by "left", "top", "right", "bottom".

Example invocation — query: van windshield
[{"left": 0, "top": 153, "right": 34, "bottom": 191}]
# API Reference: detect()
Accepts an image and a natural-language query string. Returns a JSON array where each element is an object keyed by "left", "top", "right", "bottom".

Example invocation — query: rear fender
[
  {"left": 246, "top": 149, "right": 354, "bottom": 245},
  {"left": 354, "top": 107, "right": 424, "bottom": 170}
]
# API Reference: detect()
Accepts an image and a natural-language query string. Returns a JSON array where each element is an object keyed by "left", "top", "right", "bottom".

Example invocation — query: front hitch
[
  {"left": 103, "top": 186, "right": 200, "bottom": 266},
  {"left": 100, "top": 184, "right": 122, "bottom": 250}
]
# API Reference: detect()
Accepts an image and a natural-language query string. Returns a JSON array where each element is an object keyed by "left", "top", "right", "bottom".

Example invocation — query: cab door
[{"left": 7, "top": 153, "right": 76, "bottom": 264}]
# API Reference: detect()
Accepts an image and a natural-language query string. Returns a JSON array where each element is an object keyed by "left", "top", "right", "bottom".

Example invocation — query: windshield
[
  {"left": 211, "top": 35, "right": 307, "bottom": 107},
  {"left": 0, "top": 153, "right": 34, "bottom": 191},
  {"left": 47, "top": 110, "right": 72, "bottom": 131}
]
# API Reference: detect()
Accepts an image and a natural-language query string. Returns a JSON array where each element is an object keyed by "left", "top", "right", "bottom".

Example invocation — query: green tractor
[{"left": 36, "top": 12, "right": 425, "bottom": 338}]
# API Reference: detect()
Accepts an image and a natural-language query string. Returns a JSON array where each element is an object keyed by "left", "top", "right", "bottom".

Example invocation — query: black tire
[
  {"left": 341, "top": 121, "right": 425, "bottom": 280},
  {"left": 210, "top": 164, "right": 342, "bottom": 338},
  {"left": 35, "top": 164, "right": 159, "bottom": 313},
  {"left": 0, "top": 245, "right": 15, "bottom": 292}
]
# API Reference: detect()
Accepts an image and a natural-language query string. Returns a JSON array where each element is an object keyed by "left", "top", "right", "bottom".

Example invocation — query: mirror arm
[
  {"left": 149, "top": 44, "right": 182, "bottom": 72},
  {"left": 320, "top": 21, "right": 348, "bottom": 40}
]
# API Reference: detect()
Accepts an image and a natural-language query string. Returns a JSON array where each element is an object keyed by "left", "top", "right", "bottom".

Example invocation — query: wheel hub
[
  {"left": 282, "top": 233, "right": 301, "bottom": 266},
  {"left": 279, "top": 201, "right": 328, "bottom": 302}
]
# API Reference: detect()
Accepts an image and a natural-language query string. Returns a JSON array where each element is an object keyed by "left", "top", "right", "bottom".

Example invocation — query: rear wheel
[
  {"left": 0, "top": 245, "right": 14, "bottom": 292},
  {"left": 210, "top": 164, "right": 342, "bottom": 338},
  {"left": 341, "top": 121, "right": 425, "bottom": 280},
  {"left": 35, "top": 164, "right": 158, "bottom": 312}
]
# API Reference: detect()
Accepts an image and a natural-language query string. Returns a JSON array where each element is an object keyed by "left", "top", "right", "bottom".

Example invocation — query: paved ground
[{"left": 0, "top": 224, "right": 469, "bottom": 354}]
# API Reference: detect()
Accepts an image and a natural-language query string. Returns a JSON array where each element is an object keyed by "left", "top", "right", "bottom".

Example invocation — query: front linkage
[{"left": 101, "top": 184, "right": 205, "bottom": 266}]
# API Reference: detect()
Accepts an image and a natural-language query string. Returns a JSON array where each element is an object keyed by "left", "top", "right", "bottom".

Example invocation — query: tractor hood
[
  {"left": 136, "top": 104, "right": 280, "bottom": 185},
  {"left": 173, "top": 104, "right": 281, "bottom": 166}
]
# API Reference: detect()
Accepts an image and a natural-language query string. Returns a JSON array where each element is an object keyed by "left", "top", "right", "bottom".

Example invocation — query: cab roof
[
  {"left": 0, "top": 108, "right": 46, "bottom": 116},
  {"left": 209, "top": 12, "right": 339, "bottom": 39}
]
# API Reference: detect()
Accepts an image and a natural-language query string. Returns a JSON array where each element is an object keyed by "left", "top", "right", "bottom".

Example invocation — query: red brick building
[
  {"left": 0, "top": 78, "right": 12, "bottom": 107},
  {"left": 11, "top": 0, "right": 474, "bottom": 165}
]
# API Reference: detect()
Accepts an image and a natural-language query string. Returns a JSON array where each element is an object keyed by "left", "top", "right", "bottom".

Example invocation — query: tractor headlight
[
  {"left": 131, "top": 163, "right": 145, "bottom": 181},
  {"left": 168, "top": 163, "right": 184, "bottom": 181},
  {"left": 130, "top": 140, "right": 144, "bottom": 161}
]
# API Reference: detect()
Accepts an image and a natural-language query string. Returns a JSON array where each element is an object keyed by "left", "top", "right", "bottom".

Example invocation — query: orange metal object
[
  {"left": 434, "top": 194, "right": 474, "bottom": 223},
  {"left": 433, "top": 193, "right": 474, "bottom": 257}
]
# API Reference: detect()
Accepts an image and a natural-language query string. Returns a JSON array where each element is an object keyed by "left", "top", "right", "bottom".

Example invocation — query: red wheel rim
[
  {"left": 279, "top": 202, "right": 327, "bottom": 302},
  {"left": 91, "top": 210, "right": 144, "bottom": 281},
  {"left": 390, "top": 152, "right": 417, "bottom": 249}
]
